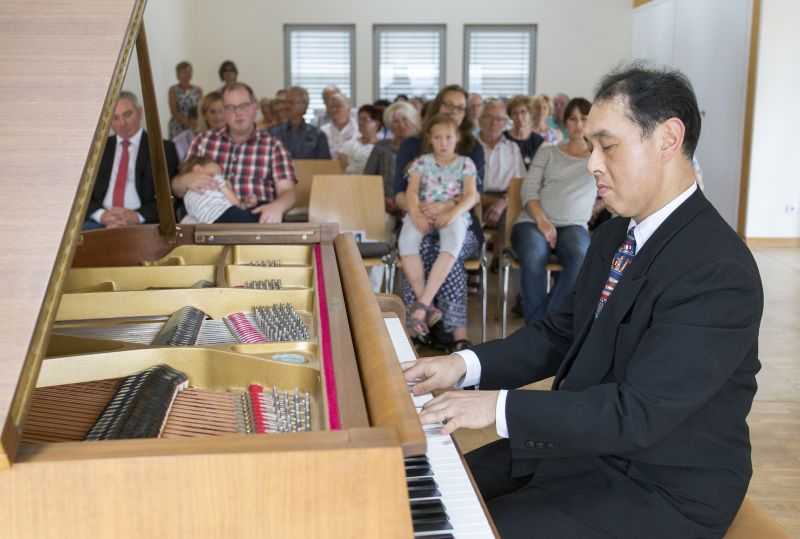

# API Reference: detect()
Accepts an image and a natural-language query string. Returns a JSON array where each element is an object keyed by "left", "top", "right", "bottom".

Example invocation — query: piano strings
[
  {"left": 52, "top": 303, "right": 312, "bottom": 346},
  {"left": 22, "top": 365, "right": 313, "bottom": 444}
]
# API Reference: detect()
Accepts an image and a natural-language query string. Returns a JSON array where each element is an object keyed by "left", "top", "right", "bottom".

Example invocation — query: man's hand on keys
[{"left": 402, "top": 354, "right": 498, "bottom": 434}]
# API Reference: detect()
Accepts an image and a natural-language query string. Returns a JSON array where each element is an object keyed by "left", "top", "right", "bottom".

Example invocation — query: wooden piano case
[{"left": 0, "top": 1, "right": 424, "bottom": 536}]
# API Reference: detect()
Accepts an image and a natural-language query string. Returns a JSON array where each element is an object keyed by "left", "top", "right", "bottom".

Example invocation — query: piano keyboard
[{"left": 383, "top": 317, "right": 495, "bottom": 539}]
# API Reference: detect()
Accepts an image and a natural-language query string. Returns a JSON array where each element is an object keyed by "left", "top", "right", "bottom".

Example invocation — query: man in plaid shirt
[{"left": 172, "top": 82, "right": 297, "bottom": 223}]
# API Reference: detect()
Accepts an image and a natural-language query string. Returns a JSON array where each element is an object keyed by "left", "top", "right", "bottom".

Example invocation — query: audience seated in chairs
[
  {"left": 395, "top": 84, "right": 486, "bottom": 351},
  {"left": 257, "top": 97, "right": 276, "bottom": 130},
  {"left": 321, "top": 92, "right": 359, "bottom": 156},
  {"left": 505, "top": 95, "right": 546, "bottom": 171},
  {"left": 478, "top": 98, "right": 526, "bottom": 258},
  {"left": 550, "top": 92, "right": 570, "bottom": 140},
  {"left": 338, "top": 104, "right": 380, "bottom": 174},
  {"left": 83, "top": 91, "right": 178, "bottom": 230},
  {"left": 270, "top": 95, "right": 289, "bottom": 126},
  {"left": 171, "top": 82, "right": 297, "bottom": 224},
  {"left": 270, "top": 86, "right": 331, "bottom": 159},
  {"left": 532, "top": 94, "right": 564, "bottom": 145},
  {"left": 467, "top": 93, "right": 483, "bottom": 136},
  {"left": 364, "top": 101, "right": 421, "bottom": 215},
  {"left": 398, "top": 114, "right": 479, "bottom": 339},
  {"left": 511, "top": 97, "right": 595, "bottom": 322},
  {"left": 199, "top": 91, "right": 225, "bottom": 131}
]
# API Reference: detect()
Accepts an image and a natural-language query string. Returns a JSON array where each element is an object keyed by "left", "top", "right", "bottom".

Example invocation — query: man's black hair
[{"left": 595, "top": 63, "right": 701, "bottom": 159}]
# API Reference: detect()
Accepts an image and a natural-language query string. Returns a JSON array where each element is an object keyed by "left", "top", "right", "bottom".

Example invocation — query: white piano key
[{"left": 385, "top": 317, "right": 495, "bottom": 538}]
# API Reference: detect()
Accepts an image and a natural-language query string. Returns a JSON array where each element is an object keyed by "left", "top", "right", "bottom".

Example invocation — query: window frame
[
  {"left": 372, "top": 24, "right": 447, "bottom": 101},
  {"left": 463, "top": 24, "right": 538, "bottom": 97},
  {"left": 283, "top": 23, "right": 357, "bottom": 108}
]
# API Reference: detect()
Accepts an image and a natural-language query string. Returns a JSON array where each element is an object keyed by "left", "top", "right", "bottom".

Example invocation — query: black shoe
[{"left": 428, "top": 322, "right": 454, "bottom": 350}]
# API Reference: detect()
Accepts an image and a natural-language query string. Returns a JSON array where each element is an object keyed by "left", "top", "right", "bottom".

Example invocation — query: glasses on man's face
[
  {"left": 223, "top": 102, "right": 253, "bottom": 114},
  {"left": 441, "top": 101, "right": 467, "bottom": 114}
]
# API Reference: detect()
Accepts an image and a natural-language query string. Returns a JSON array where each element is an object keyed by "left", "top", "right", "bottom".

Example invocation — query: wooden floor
[{"left": 448, "top": 246, "right": 800, "bottom": 537}]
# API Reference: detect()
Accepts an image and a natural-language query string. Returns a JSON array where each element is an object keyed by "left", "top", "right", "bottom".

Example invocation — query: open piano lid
[{"left": 0, "top": 0, "right": 148, "bottom": 468}]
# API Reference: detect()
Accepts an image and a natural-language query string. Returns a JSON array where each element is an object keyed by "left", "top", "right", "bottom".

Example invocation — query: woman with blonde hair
[
  {"left": 531, "top": 94, "right": 563, "bottom": 144},
  {"left": 168, "top": 61, "right": 202, "bottom": 139}
]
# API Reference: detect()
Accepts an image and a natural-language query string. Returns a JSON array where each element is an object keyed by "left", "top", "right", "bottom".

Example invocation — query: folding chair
[
  {"left": 308, "top": 174, "right": 393, "bottom": 291},
  {"left": 499, "top": 177, "right": 563, "bottom": 337},
  {"left": 286, "top": 159, "right": 343, "bottom": 222}
]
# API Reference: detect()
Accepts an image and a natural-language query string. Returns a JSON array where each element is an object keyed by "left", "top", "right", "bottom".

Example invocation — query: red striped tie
[{"left": 112, "top": 139, "right": 130, "bottom": 207}]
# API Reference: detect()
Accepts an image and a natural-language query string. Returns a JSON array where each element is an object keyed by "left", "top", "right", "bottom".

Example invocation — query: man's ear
[{"left": 658, "top": 117, "right": 686, "bottom": 162}]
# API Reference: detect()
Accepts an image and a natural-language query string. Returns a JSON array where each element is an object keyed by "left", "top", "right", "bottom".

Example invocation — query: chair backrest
[
  {"left": 292, "top": 159, "right": 343, "bottom": 210},
  {"left": 504, "top": 177, "right": 524, "bottom": 245},
  {"left": 308, "top": 175, "right": 387, "bottom": 242}
]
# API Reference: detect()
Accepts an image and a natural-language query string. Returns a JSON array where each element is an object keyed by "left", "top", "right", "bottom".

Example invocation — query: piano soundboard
[{"left": 384, "top": 317, "right": 497, "bottom": 538}]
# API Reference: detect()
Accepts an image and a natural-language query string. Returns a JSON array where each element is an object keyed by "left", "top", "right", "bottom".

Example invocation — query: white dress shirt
[
  {"left": 456, "top": 181, "right": 699, "bottom": 438},
  {"left": 91, "top": 128, "right": 145, "bottom": 223},
  {"left": 321, "top": 118, "right": 359, "bottom": 157},
  {"left": 480, "top": 135, "right": 525, "bottom": 193}
]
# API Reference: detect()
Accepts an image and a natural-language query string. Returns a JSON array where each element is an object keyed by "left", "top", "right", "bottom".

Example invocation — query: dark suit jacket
[
  {"left": 472, "top": 189, "right": 763, "bottom": 538},
  {"left": 87, "top": 132, "right": 179, "bottom": 223}
]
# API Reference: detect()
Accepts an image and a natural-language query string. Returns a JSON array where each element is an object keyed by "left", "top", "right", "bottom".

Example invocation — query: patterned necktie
[
  {"left": 112, "top": 139, "right": 130, "bottom": 207},
  {"left": 596, "top": 227, "right": 637, "bottom": 318}
]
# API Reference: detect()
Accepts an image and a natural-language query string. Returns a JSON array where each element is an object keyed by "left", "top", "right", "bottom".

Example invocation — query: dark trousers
[
  {"left": 511, "top": 223, "right": 590, "bottom": 323},
  {"left": 214, "top": 205, "right": 260, "bottom": 223},
  {"left": 465, "top": 439, "right": 720, "bottom": 539}
]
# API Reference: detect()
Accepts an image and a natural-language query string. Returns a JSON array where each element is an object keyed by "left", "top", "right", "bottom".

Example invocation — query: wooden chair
[
  {"left": 723, "top": 497, "right": 790, "bottom": 539},
  {"left": 286, "top": 159, "right": 343, "bottom": 222},
  {"left": 308, "top": 174, "right": 393, "bottom": 289},
  {"left": 499, "top": 177, "right": 562, "bottom": 337}
]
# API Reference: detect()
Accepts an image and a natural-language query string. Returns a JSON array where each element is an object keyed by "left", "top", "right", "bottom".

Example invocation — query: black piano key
[
  {"left": 410, "top": 499, "right": 447, "bottom": 518},
  {"left": 412, "top": 517, "right": 453, "bottom": 534},
  {"left": 404, "top": 455, "right": 430, "bottom": 466},
  {"left": 407, "top": 478, "right": 441, "bottom": 500},
  {"left": 413, "top": 534, "right": 454, "bottom": 539},
  {"left": 405, "top": 464, "right": 433, "bottom": 478}
]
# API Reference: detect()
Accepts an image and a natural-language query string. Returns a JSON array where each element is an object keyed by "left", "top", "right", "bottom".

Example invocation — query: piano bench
[{"left": 724, "top": 498, "right": 790, "bottom": 539}]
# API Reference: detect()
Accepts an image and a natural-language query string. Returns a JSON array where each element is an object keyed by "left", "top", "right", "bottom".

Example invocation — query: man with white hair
[
  {"left": 270, "top": 86, "right": 331, "bottom": 159},
  {"left": 84, "top": 91, "right": 178, "bottom": 229},
  {"left": 320, "top": 92, "right": 359, "bottom": 156},
  {"left": 478, "top": 99, "right": 525, "bottom": 229}
]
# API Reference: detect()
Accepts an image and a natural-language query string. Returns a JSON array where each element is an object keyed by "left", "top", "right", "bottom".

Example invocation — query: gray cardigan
[{"left": 515, "top": 144, "right": 597, "bottom": 228}]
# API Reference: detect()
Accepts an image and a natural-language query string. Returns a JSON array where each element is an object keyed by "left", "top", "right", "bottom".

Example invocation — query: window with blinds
[
  {"left": 284, "top": 25, "right": 355, "bottom": 122},
  {"left": 373, "top": 25, "right": 445, "bottom": 101},
  {"left": 464, "top": 25, "right": 537, "bottom": 98}
]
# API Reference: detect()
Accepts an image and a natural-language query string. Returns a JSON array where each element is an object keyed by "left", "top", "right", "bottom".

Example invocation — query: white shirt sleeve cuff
[
  {"left": 495, "top": 389, "right": 509, "bottom": 438},
  {"left": 90, "top": 209, "right": 105, "bottom": 223},
  {"left": 453, "top": 350, "right": 481, "bottom": 388}
]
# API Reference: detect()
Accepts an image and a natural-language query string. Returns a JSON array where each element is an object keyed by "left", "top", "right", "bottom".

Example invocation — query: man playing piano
[
  {"left": 171, "top": 82, "right": 297, "bottom": 224},
  {"left": 83, "top": 91, "right": 179, "bottom": 229},
  {"left": 403, "top": 65, "right": 763, "bottom": 539}
]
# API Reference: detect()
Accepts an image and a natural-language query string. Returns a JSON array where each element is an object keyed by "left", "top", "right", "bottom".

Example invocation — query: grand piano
[{"left": 0, "top": 1, "right": 496, "bottom": 537}]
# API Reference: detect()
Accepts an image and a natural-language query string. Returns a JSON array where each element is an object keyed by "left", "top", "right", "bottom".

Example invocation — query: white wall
[
  {"left": 123, "top": 0, "right": 193, "bottom": 134},
  {"left": 745, "top": 0, "right": 800, "bottom": 238},
  {"left": 185, "top": 0, "right": 632, "bottom": 105}
]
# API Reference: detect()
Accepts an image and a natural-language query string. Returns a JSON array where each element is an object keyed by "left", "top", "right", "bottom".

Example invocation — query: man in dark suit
[
  {"left": 83, "top": 91, "right": 178, "bottom": 229},
  {"left": 404, "top": 66, "right": 763, "bottom": 538}
]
